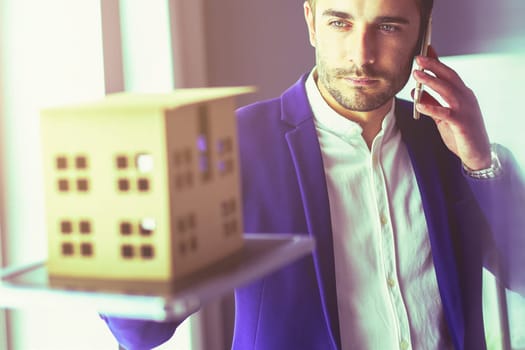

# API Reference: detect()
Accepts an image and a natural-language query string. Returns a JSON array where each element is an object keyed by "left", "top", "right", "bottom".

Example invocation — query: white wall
[
  {"left": 0, "top": 0, "right": 200, "bottom": 349},
  {"left": 0, "top": 1, "right": 117, "bottom": 349},
  {"left": 203, "top": 0, "right": 314, "bottom": 107},
  {"left": 431, "top": 0, "right": 525, "bottom": 55}
]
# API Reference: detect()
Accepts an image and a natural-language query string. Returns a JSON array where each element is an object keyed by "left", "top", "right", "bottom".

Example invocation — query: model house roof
[{"left": 41, "top": 86, "right": 255, "bottom": 115}]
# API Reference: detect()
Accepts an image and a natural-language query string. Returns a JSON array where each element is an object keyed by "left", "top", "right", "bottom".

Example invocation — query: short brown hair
[
  {"left": 306, "top": 0, "right": 433, "bottom": 20},
  {"left": 306, "top": 0, "right": 434, "bottom": 51}
]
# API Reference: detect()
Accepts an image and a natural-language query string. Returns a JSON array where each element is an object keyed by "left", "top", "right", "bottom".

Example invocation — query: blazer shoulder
[
  {"left": 236, "top": 96, "right": 282, "bottom": 121},
  {"left": 236, "top": 73, "right": 311, "bottom": 126}
]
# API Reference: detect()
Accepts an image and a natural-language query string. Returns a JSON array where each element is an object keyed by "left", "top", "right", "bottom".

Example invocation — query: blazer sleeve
[
  {"left": 100, "top": 315, "right": 181, "bottom": 350},
  {"left": 464, "top": 144, "right": 525, "bottom": 295}
]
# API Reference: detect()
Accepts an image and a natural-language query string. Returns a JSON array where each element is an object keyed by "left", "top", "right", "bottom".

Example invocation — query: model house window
[
  {"left": 115, "top": 153, "right": 153, "bottom": 193},
  {"left": 197, "top": 104, "right": 212, "bottom": 182},
  {"left": 136, "top": 153, "right": 154, "bottom": 172},
  {"left": 119, "top": 222, "right": 132, "bottom": 235},
  {"left": 175, "top": 213, "right": 198, "bottom": 257},
  {"left": 121, "top": 244, "right": 134, "bottom": 259},
  {"left": 56, "top": 156, "right": 68, "bottom": 170},
  {"left": 140, "top": 218, "right": 156, "bottom": 236},
  {"left": 137, "top": 178, "right": 150, "bottom": 191},
  {"left": 77, "top": 178, "right": 89, "bottom": 192},
  {"left": 118, "top": 178, "right": 130, "bottom": 191},
  {"left": 80, "top": 243, "right": 93, "bottom": 257},
  {"left": 216, "top": 137, "right": 235, "bottom": 176},
  {"left": 79, "top": 220, "right": 92, "bottom": 234},
  {"left": 61, "top": 243, "right": 74, "bottom": 256},
  {"left": 60, "top": 221, "right": 73, "bottom": 234},
  {"left": 75, "top": 156, "right": 88, "bottom": 169},
  {"left": 120, "top": 243, "right": 156, "bottom": 260},
  {"left": 57, "top": 219, "right": 95, "bottom": 258},
  {"left": 54, "top": 155, "right": 91, "bottom": 194},
  {"left": 173, "top": 147, "right": 194, "bottom": 190},
  {"left": 140, "top": 245, "right": 154, "bottom": 259},
  {"left": 57, "top": 179, "right": 70, "bottom": 192},
  {"left": 221, "top": 198, "right": 238, "bottom": 237},
  {"left": 116, "top": 155, "right": 128, "bottom": 169},
  {"left": 119, "top": 219, "right": 156, "bottom": 261}
]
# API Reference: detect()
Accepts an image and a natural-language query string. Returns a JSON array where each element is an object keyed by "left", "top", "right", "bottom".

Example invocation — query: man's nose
[{"left": 347, "top": 27, "right": 376, "bottom": 67}]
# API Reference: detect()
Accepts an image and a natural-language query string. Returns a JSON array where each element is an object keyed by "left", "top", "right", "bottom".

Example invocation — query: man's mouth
[{"left": 344, "top": 76, "right": 379, "bottom": 87}]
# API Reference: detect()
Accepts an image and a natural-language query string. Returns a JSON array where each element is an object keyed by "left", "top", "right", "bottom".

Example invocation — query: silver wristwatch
[{"left": 462, "top": 144, "right": 503, "bottom": 179}]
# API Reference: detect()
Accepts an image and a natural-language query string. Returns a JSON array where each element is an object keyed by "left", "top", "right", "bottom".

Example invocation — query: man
[{"left": 103, "top": 0, "right": 525, "bottom": 349}]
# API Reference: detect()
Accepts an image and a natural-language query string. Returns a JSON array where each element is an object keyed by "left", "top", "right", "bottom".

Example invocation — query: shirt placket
[{"left": 370, "top": 138, "right": 413, "bottom": 350}]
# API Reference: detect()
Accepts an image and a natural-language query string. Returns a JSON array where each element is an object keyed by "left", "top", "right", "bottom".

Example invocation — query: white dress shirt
[{"left": 305, "top": 70, "right": 452, "bottom": 350}]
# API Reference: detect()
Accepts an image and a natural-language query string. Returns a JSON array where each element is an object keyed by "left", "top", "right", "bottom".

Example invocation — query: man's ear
[{"left": 304, "top": 1, "right": 316, "bottom": 47}]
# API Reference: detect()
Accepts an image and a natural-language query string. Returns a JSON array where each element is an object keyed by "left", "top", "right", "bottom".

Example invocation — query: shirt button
[
  {"left": 387, "top": 277, "right": 396, "bottom": 288},
  {"left": 400, "top": 339, "right": 409, "bottom": 350},
  {"left": 380, "top": 214, "right": 388, "bottom": 226}
]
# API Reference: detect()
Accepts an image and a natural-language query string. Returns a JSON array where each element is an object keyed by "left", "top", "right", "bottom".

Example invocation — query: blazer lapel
[
  {"left": 281, "top": 76, "right": 342, "bottom": 349},
  {"left": 395, "top": 99, "right": 465, "bottom": 347}
]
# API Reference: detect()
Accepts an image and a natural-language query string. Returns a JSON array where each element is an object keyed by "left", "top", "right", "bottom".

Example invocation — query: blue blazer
[
  {"left": 234, "top": 74, "right": 525, "bottom": 350},
  {"left": 104, "top": 74, "right": 525, "bottom": 350}
]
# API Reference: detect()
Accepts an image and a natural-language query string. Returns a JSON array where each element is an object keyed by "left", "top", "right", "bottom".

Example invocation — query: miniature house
[{"left": 40, "top": 87, "right": 253, "bottom": 282}]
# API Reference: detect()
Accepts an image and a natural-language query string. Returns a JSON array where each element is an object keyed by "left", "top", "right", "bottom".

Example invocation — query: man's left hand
[{"left": 411, "top": 46, "right": 491, "bottom": 170}]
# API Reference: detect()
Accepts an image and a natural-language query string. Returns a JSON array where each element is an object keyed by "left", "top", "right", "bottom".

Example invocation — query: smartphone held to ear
[{"left": 413, "top": 16, "right": 432, "bottom": 120}]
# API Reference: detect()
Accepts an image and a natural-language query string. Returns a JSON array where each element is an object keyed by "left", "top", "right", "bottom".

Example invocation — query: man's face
[{"left": 304, "top": 0, "right": 421, "bottom": 112}]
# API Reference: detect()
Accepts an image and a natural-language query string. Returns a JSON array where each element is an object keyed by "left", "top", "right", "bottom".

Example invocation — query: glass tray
[{"left": 0, "top": 233, "right": 314, "bottom": 321}]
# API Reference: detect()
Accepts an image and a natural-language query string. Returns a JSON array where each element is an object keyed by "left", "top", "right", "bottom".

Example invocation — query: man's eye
[
  {"left": 379, "top": 24, "right": 398, "bottom": 33},
  {"left": 329, "top": 20, "right": 348, "bottom": 28}
]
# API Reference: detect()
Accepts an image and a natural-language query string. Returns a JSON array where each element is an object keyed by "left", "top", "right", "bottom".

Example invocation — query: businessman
[{"left": 103, "top": 0, "right": 525, "bottom": 348}]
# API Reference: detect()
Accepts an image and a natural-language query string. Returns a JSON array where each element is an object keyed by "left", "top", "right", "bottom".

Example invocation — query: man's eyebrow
[
  {"left": 321, "top": 9, "right": 411, "bottom": 25},
  {"left": 322, "top": 9, "right": 352, "bottom": 19},
  {"left": 375, "top": 16, "right": 410, "bottom": 24}
]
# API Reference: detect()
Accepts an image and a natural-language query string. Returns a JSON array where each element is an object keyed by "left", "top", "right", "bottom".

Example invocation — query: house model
[{"left": 40, "top": 87, "right": 253, "bottom": 282}]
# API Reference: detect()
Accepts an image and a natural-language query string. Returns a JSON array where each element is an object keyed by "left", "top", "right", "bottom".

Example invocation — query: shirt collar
[{"left": 305, "top": 68, "right": 397, "bottom": 143}]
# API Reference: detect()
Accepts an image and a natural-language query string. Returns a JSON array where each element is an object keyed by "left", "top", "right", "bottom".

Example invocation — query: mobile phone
[{"left": 413, "top": 15, "right": 432, "bottom": 120}]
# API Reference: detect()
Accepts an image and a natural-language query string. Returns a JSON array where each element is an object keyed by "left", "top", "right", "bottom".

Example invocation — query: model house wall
[{"left": 40, "top": 87, "right": 252, "bottom": 282}]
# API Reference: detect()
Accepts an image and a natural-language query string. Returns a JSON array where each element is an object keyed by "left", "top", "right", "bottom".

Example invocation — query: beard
[{"left": 316, "top": 55, "right": 413, "bottom": 112}]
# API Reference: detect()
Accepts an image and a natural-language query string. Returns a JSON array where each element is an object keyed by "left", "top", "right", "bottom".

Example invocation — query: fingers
[
  {"left": 412, "top": 46, "right": 491, "bottom": 168},
  {"left": 415, "top": 102, "right": 453, "bottom": 124},
  {"left": 410, "top": 88, "right": 439, "bottom": 107},
  {"left": 413, "top": 69, "right": 460, "bottom": 110},
  {"left": 427, "top": 45, "right": 438, "bottom": 60},
  {"left": 415, "top": 46, "right": 463, "bottom": 86},
  {"left": 410, "top": 89, "right": 452, "bottom": 123},
  {"left": 413, "top": 46, "right": 470, "bottom": 114},
  {"left": 411, "top": 45, "right": 482, "bottom": 124}
]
